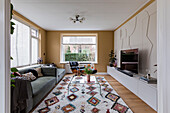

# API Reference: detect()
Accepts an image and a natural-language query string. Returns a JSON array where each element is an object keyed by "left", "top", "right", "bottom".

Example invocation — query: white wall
[
  {"left": 157, "top": 0, "right": 170, "bottom": 112},
  {"left": 114, "top": 1, "right": 157, "bottom": 78}
]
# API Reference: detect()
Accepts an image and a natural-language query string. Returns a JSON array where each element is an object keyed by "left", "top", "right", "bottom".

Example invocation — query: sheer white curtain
[
  {"left": 11, "top": 19, "right": 30, "bottom": 67},
  {"left": 62, "top": 36, "right": 96, "bottom": 44},
  {"left": 31, "top": 38, "right": 38, "bottom": 64}
]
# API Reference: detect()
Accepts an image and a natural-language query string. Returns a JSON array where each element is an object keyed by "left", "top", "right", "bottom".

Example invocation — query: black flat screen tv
[{"left": 120, "top": 48, "right": 139, "bottom": 74}]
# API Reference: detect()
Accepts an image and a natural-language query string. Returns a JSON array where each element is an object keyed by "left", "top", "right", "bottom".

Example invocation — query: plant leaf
[
  {"left": 10, "top": 56, "right": 13, "bottom": 60},
  {"left": 11, "top": 84, "right": 15, "bottom": 87},
  {"left": 11, "top": 74, "right": 15, "bottom": 77},
  {"left": 11, "top": 21, "right": 15, "bottom": 25},
  {"left": 11, "top": 68, "right": 18, "bottom": 72},
  {"left": 11, "top": 27, "right": 14, "bottom": 34},
  {"left": 10, "top": 3, "right": 13, "bottom": 20},
  {"left": 11, "top": 22, "right": 15, "bottom": 34},
  {"left": 11, "top": 79, "right": 15, "bottom": 83}
]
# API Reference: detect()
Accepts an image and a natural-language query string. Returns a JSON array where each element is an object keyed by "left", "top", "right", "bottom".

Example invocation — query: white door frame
[
  {"left": 0, "top": 0, "right": 11, "bottom": 113},
  {"left": 1, "top": 0, "right": 170, "bottom": 113},
  {"left": 157, "top": 0, "right": 170, "bottom": 113}
]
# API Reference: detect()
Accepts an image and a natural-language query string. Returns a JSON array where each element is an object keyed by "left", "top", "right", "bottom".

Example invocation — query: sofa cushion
[
  {"left": 41, "top": 67, "right": 56, "bottom": 77},
  {"left": 22, "top": 72, "right": 36, "bottom": 81},
  {"left": 27, "top": 69, "right": 38, "bottom": 78},
  {"left": 35, "top": 68, "right": 43, "bottom": 77},
  {"left": 18, "top": 68, "right": 30, "bottom": 75},
  {"left": 31, "top": 77, "right": 56, "bottom": 96},
  {"left": 17, "top": 65, "right": 41, "bottom": 74}
]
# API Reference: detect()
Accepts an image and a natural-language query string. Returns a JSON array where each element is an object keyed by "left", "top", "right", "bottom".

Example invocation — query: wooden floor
[{"left": 94, "top": 74, "right": 156, "bottom": 113}]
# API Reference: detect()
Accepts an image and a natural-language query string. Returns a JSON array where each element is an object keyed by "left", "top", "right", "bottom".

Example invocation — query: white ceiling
[{"left": 12, "top": 0, "right": 149, "bottom": 31}]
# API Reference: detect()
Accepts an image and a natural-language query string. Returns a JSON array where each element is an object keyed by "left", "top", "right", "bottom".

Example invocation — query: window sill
[
  {"left": 60, "top": 62, "right": 98, "bottom": 64},
  {"left": 15, "top": 64, "right": 41, "bottom": 70}
]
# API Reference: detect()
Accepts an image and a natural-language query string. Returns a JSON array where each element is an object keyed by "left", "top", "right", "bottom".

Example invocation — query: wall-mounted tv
[{"left": 120, "top": 48, "right": 139, "bottom": 74}]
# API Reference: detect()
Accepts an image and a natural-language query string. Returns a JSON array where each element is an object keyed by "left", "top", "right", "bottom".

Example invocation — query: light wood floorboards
[{"left": 93, "top": 74, "right": 157, "bottom": 113}]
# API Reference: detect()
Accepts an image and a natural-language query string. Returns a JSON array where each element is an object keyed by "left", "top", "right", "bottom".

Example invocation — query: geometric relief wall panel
[
  {"left": 141, "top": 11, "right": 152, "bottom": 74},
  {"left": 116, "top": 29, "right": 121, "bottom": 67},
  {"left": 127, "top": 17, "right": 137, "bottom": 49},
  {"left": 148, "top": 12, "right": 157, "bottom": 77},
  {"left": 120, "top": 27, "right": 128, "bottom": 49},
  {"left": 114, "top": 2, "right": 157, "bottom": 78}
]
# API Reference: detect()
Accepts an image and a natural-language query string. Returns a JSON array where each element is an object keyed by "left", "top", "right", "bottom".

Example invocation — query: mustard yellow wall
[
  {"left": 39, "top": 30, "right": 46, "bottom": 63},
  {"left": 46, "top": 31, "right": 114, "bottom": 72},
  {"left": 13, "top": 11, "right": 47, "bottom": 63}
]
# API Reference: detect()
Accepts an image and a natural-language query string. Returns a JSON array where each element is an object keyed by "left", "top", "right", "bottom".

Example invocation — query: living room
[{"left": 1, "top": 0, "right": 170, "bottom": 113}]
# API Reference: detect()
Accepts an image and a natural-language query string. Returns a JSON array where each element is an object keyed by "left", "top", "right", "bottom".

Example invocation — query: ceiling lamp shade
[{"left": 70, "top": 15, "right": 85, "bottom": 23}]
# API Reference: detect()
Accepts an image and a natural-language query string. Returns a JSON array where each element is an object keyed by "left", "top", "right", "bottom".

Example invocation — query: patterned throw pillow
[
  {"left": 35, "top": 67, "right": 43, "bottom": 77},
  {"left": 22, "top": 72, "right": 36, "bottom": 81},
  {"left": 27, "top": 69, "right": 38, "bottom": 78}
]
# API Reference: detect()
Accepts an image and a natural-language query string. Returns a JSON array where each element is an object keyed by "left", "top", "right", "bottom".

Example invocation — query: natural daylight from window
[
  {"left": 60, "top": 35, "right": 97, "bottom": 63},
  {"left": 11, "top": 19, "right": 39, "bottom": 67}
]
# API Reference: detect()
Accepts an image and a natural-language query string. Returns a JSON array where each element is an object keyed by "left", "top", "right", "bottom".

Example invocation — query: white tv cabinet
[{"left": 107, "top": 66, "right": 157, "bottom": 111}]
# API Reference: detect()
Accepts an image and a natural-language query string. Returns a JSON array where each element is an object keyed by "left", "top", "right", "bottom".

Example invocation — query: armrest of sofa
[
  {"left": 41, "top": 67, "right": 57, "bottom": 77},
  {"left": 57, "top": 68, "right": 66, "bottom": 83}
]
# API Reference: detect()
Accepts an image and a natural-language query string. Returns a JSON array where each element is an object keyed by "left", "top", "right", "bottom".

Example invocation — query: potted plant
[
  {"left": 84, "top": 64, "right": 96, "bottom": 82},
  {"left": 109, "top": 50, "right": 117, "bottom": 67}
]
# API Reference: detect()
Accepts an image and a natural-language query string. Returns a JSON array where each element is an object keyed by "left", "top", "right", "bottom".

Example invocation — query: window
[
  {"left": 11, "top": 19, "right": 39, "bottom": 67},
  {"left": 31, "top": 29, "right": 39, "bottom": 64},
  {"left": 60, "top": 34, "right": 98, "bottom": 63}
]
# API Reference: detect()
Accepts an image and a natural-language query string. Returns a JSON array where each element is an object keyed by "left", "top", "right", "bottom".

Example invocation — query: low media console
[
  {"left": 107, "top": 66, "right": 157, "bottom": 111},
  {"left": 116, "top": 68, "right": 134, "bottom": 77}
]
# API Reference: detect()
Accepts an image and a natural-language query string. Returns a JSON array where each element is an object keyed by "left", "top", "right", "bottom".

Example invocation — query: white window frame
[
  {"left": 60, "top": 33, "right": 98, "bottom": 64},
  {"left": 30, "top": 27, "right": 39, "bottom": 65},
  {"left": 11, "top": 18, "right": 39, "bottom": 68}
]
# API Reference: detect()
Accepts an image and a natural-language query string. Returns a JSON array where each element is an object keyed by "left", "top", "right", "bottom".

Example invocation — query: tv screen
[{"left": 120, "top": 48, "right": 139, "bottom": 74}]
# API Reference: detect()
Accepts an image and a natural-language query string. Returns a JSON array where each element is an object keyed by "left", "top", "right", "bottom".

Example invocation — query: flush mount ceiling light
[{"left": 70, "top": 15, "right": 85, "bottom": 23}]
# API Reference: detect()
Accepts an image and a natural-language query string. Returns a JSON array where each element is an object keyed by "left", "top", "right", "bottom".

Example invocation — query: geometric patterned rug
[{"left": 32, "top": 76, "right": 133, "bottom": 113}]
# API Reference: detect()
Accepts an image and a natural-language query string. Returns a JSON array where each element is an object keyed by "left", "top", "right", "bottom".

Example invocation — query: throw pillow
[
  {"left": 35, "top": 67, "right": 43, "bottom": 77},
  {"left": 27, "top": 69, "right": 38, "bottom": 78},
  {"left": 22, "top": 72, "right": 36, "bottom": 81},
  {"left": 14, "top": 72, "right": 22, "bottom": 77}
]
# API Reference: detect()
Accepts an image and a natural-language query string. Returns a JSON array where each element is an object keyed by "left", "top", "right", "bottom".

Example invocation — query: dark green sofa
[{"left": 17, "top": 65, "right": 65, "bottom": 113}]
